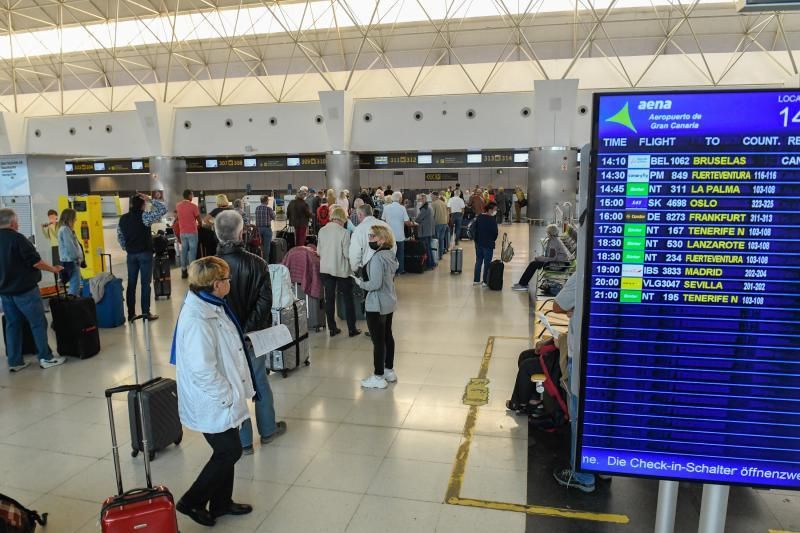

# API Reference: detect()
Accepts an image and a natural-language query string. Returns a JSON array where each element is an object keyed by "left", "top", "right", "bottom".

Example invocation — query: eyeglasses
[{"left": 367, "top": 233, "right": 376, "bottom": 238}]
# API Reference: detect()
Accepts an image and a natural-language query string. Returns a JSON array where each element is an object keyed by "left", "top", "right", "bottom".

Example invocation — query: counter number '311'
[{"left": 779, "top": 107, "right": 800, "bottom": 127}]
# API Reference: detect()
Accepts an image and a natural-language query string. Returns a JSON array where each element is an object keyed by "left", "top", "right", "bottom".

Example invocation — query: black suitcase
[
  {"left": 450, "top": 247, "right": 463, "bottom": 274},
  {"left": 269, "top": 237, "right": 288, "bottom": 264},
  {"left": 276, "top": 225, "right": 296, "bottom": 249},
  {"left": 49, "top": 275, "right": 100, "bottom": 359},
  {"left": 404, "top": 240, "right": 427, "bottom": 274},
  {"left": 127, "top": 317, "right": 182, "bottom": 461},
  {"left": 487, "top": 260, "right": 504, "bottom": 290},
  {"left": 337, "top": 285, "right": 367, "bottom": 321},
  {"left": 152, "top": 254, "right": 171, "bottom": 299},
  {"left": 2, "top": 313, "right": 37, "bottom": 355}
]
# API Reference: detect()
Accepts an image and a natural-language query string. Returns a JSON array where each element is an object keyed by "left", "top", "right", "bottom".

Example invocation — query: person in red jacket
[{"left": 316, "top": 200, "right": 331, "bottom": 227}]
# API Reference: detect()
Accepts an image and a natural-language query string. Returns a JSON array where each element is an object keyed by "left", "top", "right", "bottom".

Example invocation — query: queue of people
[{"left": 2, "top": 181, "right": 536, "bottom": 528}]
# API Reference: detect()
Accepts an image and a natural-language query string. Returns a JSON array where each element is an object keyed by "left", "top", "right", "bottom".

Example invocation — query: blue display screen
[{"left": 578, "top": 89, "right": 800, "bottom": 489}]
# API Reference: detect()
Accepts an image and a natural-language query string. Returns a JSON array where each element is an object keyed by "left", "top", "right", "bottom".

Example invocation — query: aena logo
[
  {"left": 605, "top": 102, "right": 637, "bottom": 133},
  {"left": 638, "top": 99, "right": 673, "bottom": 110}
]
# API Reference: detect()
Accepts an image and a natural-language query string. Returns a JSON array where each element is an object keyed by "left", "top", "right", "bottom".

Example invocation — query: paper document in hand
[
  {"left": 246, "top": 325, "right": 294, "bottom": 357},
  {"left": 535, "top": 312, "right": 561, "bottom": 341}
]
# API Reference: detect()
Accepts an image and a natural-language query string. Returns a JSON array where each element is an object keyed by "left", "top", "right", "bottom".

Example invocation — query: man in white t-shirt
[
  {"left": 446, "top": 193, "right": 466, "bottom": 244},
  {"left": 382, "top": 192, "right": 411, "bottom": 274}
]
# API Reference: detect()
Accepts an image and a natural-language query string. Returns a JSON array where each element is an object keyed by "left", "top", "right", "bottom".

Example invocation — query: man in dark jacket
[
  {"left": 414, "top": 193, "right": 435, "bottom": 269},
  {"left": 0, "top": 208, "right": 66, "bottom": 372},
  {"left": 286, "top": 191, "right": 312, "bottom": 247},
  {"left": 117, "top": 192, "right": 166, "bottom": 321},
  {"left": 215, "top": 210, "right": 286, "bottom": 454},
  {"left": 472, "top": 201, "right": 499, "bottom": 287}
]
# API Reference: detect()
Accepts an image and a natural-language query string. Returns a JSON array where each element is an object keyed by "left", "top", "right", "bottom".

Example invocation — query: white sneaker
[
  {"left": 40, "top": 357, "right": 66, "bottom": 369},
  {"left": 481, "top": 282, "right": 488, "bottom": 288},
  {"left": 384, "top": 369, "right": 398, "bottom": 383},
  {"left": 361, "top": 374, "right": 388, "bottom": 389},
  {"left": 9, "top": 362, "right": 30, "bottom": 373},
  {"left": 511, "top": 284, "right": 528, "bottom": 292},
  {"left": 473, "top": 282, "right": 481, "bottom": 286}
]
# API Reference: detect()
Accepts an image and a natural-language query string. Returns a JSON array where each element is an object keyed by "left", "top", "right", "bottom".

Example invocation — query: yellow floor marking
[
  {"left": 446, "top": 335, "right": 631, "bottom": 525},
  {"left": 769, "top": 530, "right": 800, "bottom": 533}
]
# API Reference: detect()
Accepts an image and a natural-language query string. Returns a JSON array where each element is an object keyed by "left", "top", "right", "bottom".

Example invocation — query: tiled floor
[{"left": 0, "top": 222, "right": 534, "bottom": 532}]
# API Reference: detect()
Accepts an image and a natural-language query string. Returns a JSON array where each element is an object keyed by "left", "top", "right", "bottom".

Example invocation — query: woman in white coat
[{"left": 172, "top": 256, "right": 257, "bottom": 527}]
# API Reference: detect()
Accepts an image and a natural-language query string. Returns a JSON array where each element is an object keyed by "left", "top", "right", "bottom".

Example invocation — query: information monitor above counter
[{"left": 578, "top": 89, "right": 800, "bottom": 489}]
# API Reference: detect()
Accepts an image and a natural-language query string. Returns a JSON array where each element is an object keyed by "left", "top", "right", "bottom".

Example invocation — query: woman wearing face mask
[
  {"left": 511, "top": 224, "right": 573, "bottom": 291},
  {"left": 354, "top": 226, "right": 399, "bottom": 389},
  {"left": 56, "top": 208, "right": 85, "bottom": 296}
]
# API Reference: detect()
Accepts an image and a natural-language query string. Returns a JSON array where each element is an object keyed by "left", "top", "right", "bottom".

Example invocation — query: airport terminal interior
[{"left": 0, "top": 1, "right": 799, "bottom": 532}]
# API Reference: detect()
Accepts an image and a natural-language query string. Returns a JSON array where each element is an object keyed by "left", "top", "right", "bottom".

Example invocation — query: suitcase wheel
[
  {"left": 281, "top": 370, "right": 288, "bottom": 378},
  {"left": 149, "top": 450, "right": 156, "bottom": 461},
  {"left": 131, "top": 449, "right": 138, "bottom": 458},
  {"left": 175, "top": 435, "right": 183, "bottom": 446},
  {"left": 304, "top": 360, "right": 311, "bottom": 367}
]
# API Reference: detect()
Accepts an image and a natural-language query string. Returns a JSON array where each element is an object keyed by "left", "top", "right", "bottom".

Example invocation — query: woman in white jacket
[{"left": 173, "top": 256, "right": 256, "bottom": 527}]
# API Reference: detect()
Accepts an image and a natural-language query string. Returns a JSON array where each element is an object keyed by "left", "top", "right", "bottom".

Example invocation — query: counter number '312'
[{"left": 779, "top": 107, "right": 800, "bottom": 127}]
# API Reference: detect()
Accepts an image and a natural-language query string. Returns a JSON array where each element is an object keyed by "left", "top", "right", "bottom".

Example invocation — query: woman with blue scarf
[{"left": 173, "top": 256, "right": 256, "bottom": 527}]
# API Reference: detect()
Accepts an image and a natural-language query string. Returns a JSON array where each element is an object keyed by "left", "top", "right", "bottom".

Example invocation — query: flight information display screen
[{"left": 578, "top": 89, "right": 800, "bottom": 489}]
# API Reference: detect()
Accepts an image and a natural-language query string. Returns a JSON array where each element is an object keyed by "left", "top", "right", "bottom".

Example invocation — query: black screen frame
[{"left": 576, "top": 87, "right": 800, "bottom": 489}]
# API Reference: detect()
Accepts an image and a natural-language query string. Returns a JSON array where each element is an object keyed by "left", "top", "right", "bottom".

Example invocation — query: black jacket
[
  {"left": 217, "top": 241, "right": 272, "bottom": 333},
  {"left": 287, "top": 198, "right": 312, "bottom": 228}
]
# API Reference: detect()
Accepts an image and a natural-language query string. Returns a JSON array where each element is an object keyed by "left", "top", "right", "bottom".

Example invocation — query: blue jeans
[
  {"left": 259, "top": 227, "right": 272, "bottom": 262},
  {"left": 474, "top": 246, "right": 493, "bottom": 283},
  {"left": 420, "top": 236, "right": 434, "bottom": 268},
  {"left": 396, "top": 241, "right": 405, "bottom": 274},
  {"left": 452, "top": 213, "right": 463, "bottom": 244},
  {"left": 180, "top": 232, "right": 198, "bottom": 271},
  {"left": 240, "top": 348, "right": 277, "bottom": 448},
  {"left": 61, "top": 261, "right": 82, "bottom": 296},
  {"left": 126, "top": 251, "right": 154, "bottom": 316},
  {"left": 1, "top": 287, "right": 54, "bottom": 366},
  {"left": 435, "top": 224, "right": 448, "bottom": 260}
]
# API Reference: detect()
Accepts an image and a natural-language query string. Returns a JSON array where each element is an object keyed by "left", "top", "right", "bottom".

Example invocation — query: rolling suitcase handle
[
  {"left": 100, "top": 253, "right": 114, "bottom": 276},
  {"left": 128, "top": 314, "right": 154, "bottom": 384},
  {"left": 105, "top": 384, "right": 154, "bottom": 494}
]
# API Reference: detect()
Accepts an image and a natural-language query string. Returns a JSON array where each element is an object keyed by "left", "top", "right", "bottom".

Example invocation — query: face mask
[{"left": 369, "top": 241, "right": 380, "bottom": 251}]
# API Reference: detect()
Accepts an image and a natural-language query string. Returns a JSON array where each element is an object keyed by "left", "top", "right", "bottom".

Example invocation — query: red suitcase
[{"left": 101, "top": 383, "right": 179, "bottom": 532}]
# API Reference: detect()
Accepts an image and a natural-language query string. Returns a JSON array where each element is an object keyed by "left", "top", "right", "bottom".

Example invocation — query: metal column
[
  {"left": 655, "top": 480, "right": 680, "bottom": 533},
  {"left": 325, "top": 151, "right": 360, "bottom": 195},
  {"left": 527, "top": 147, "right": 578, "bottom": 223},
  {"left": 148, "top": 156, "right": 187, "bottom": 212},
  {"left": 698, "top": 484, "right": 730, "bottom": 533}
]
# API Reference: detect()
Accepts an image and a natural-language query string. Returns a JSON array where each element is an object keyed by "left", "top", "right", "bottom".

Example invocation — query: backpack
[
  {"left": 0, "top": 493, "right": 47, "bottom": 533},
  {"left": 528, "top": 344, "right": 569, "bottom": 432}
]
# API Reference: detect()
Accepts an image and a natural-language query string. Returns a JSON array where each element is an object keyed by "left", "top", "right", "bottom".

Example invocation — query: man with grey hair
[
  {"left": 214, "top": 210, "right": 286, "bottom": 454},
  {"left": 0, "top": 208, "right": 66, "bottom": 371},
  {"left": 511, "top": 224, "right": 572, "bottom": 291},
  {"left": 350, "top": 203, "right": 396, "bottom": 274},
  {"left": 381, "top": 191, "right": 410, "bottom": 274}
]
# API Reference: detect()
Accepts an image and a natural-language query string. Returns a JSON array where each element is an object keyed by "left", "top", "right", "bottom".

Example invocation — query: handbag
[{"left": 500, "top": 233, "right": 514, "bottom": 263}]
